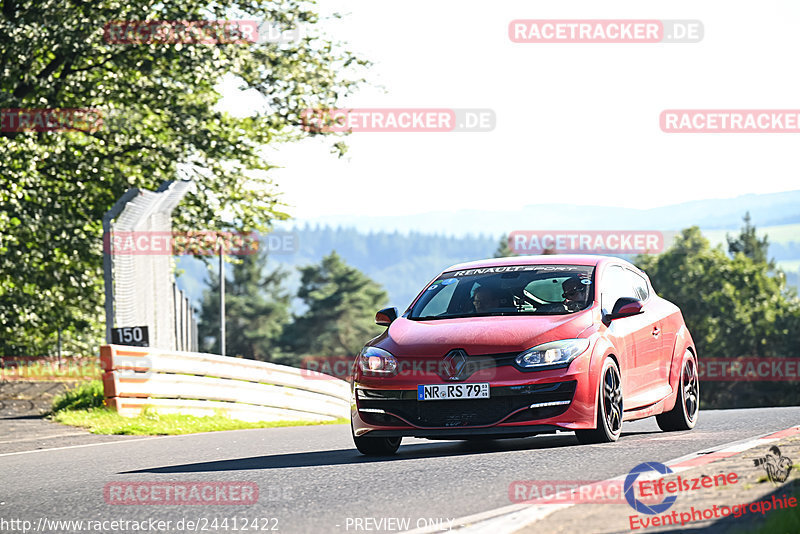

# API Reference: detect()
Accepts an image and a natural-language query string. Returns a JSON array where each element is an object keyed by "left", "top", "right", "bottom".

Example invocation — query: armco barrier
[{"left": 100, "top": 345, "right": 350, "bottom": 422}]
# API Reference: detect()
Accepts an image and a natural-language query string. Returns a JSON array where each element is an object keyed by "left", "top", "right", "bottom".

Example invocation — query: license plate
[{"left": 417, "top": 383, "right": 490, "bottom": 401}]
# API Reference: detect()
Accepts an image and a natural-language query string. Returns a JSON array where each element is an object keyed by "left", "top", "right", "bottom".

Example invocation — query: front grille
[
  {"left": 391, "top": 351, "right": 518, "bottom": 381},
  {"left": 390, "top": 350, "right": 571, "bottom": 381},
  {"left": 358, "top": 381, "right": 576, "bottom": 428}
]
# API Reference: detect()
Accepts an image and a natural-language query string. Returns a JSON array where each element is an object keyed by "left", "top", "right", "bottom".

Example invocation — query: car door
[
  {"left": 601, "top": 265, "right": 658, "bottom": 407},
  {"left": 625, "top": 268, "right": 671, "bottom": 391}
]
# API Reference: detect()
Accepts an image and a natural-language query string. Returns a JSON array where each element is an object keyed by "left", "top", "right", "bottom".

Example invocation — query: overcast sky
[{"left": 220, "top": 0, "right": 800, "bottom": 221}]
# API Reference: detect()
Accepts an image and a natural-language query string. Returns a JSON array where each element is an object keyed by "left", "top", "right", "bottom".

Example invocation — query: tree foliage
[
  {"left": 636, "top": 221, "right": 800, "bottom": 408},
  {"left": 727, "top": 211, "right": 771, "bottom": 266},
  {"left": 198, "top": 251, "right": 290, "bottom": 361},
  {"left": 282, "top": 251, "right": 388, "bottom": 359},
  {"left": 637, "top": 225, "right": 799, "bottom": 359},
  {"left": 198, "top": 251, "right": 388, "bottom": 364},
  {"left": 494, "top": 234, "right": 515, "bottom": 258},
  {"left": 0, "top": 0, "right": 365, "bottom": 355}
]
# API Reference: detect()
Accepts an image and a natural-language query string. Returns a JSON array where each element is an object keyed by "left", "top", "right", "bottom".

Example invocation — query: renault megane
[{"left": 350, "top": 255, "right": 699, "bottom": 455}]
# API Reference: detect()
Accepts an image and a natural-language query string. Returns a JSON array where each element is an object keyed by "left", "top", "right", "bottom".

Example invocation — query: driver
[
  {"left": 472, "top": 286, "right": 500, "bottom": 313},
  {"left": 562, "top": 277, "right": 589, "bottom": 312}
]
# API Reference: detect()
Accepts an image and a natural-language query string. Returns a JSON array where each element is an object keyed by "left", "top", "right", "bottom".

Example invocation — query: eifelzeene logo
[
  {"left": 624, "top": 462, "right": 677, "bottom": 515},
  {"left": 754, "top": 446, "right": 794, "bottom": 484}
]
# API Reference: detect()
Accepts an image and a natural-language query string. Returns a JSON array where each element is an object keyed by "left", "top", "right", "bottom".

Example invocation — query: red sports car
[{"left": 350, "top": 255, "right": 699, "bottom": 455}]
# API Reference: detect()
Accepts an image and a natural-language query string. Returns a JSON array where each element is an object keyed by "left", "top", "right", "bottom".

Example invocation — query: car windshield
[{"left": 408, "top": 264, "right": 595, "bottom": 320}]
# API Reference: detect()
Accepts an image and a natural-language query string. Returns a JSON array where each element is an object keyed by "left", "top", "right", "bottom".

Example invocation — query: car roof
[{"left": 443, "top": 254, "right": 630, "bottom": 273}]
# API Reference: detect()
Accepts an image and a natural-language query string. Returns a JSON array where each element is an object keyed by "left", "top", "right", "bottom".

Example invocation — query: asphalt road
[{"left": 1, "top": 407, "right": 799, "bottom": 534}]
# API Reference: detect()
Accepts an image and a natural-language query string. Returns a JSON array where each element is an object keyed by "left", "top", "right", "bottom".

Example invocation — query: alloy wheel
[
  {"left": 603, "top": 364, "right": 623, "bottom": 435},
  {"left": 682, "top": 358, "right": 699, "bottom": 423}
]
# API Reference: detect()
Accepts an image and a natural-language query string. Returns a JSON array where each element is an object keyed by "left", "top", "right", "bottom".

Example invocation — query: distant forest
[
  {"left": 177, "top": 226, "right": 498, "bottom": 312},
  {"left": 176, "top": 224, "right": 799, "bottom": 312}
]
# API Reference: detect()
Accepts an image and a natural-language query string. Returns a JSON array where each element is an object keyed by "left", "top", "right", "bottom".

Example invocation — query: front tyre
[
  {"left": 575, "top": 358, "right": 623, "bottom": 444},
  {"left": 656, "top": 351, "right": 699, "bottom": 432},
  {"left": 352, "top": 424, "right": 401, "bottom": 455}
]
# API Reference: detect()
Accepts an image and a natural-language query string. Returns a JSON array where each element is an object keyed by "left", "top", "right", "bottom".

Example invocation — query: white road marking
[
  {"left": 0, "top": 432, "right": 90, "bottom": 444},
  {"left": 0, "top": 435, "right": 173, "bottom": 457}
]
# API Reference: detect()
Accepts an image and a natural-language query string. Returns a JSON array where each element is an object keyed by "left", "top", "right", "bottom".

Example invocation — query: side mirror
[
  {"left": 606, "top": 297, "right": 644, "bottom": 321},
  {"left": 375, "top": 307, "right": 399, "bottom": 326}
]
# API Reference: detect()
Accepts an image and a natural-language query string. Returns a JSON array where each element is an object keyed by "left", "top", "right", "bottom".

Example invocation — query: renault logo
[{"left": 442, "top": 349, "right": 469, "bottom": 381}]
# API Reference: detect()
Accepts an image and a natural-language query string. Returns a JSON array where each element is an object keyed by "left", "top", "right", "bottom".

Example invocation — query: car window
[
  {"left": 627, "top": 269, "right": 650, "bottom": 301},
  {"left": 601, "top": 265, "right": 638, "bottom": 313},
  {"left": 524, "top": 277, "right": 572, "bottom": 303},
  {"left": 415, "top": 279, "right": 457, "bottom": 317},
  {"left": 408, "top": 265, "right": 595, "bottom": 319}
]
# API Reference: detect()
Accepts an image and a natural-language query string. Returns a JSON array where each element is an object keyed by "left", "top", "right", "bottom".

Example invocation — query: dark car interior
[{"left": 410, "top": 267, "right": 595, "bottom": 319}]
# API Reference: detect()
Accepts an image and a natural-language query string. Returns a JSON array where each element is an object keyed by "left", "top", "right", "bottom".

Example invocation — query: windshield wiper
[
  {"left": 411, "top": 311, "right": 526, "bottom": 320},
  {"left": 410, "top": 314, "right": 472, "bottom": 321}
]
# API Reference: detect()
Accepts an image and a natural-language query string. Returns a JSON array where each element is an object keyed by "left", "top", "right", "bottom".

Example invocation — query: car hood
[{"left": 373, "top": 311, "right": 595, "bottom": 357}]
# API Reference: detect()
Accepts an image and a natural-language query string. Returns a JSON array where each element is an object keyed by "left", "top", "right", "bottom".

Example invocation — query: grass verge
[
  {"left": 749, "top": 491, "right": 799, "bottom": 534},
  {"left": 50, "top": 380, "right": 348, "bottom": 435}
]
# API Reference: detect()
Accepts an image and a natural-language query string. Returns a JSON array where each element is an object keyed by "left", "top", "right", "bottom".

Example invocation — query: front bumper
[
  {"left": 357, "top": 381, "right": 576, "bottom": 427},
  {"left": 352, "top": 357, "right": 598, "bottom": 438},
  {"left": 363, "top": 425, "right": 562, "bottom": 439}
]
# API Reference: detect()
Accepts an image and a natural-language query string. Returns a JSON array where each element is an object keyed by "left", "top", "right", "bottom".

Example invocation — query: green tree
[
  {"left": 636, "top": 226, "right": 800, "bottom": 408},
  {"left": 727, "top": 212, "right": 771, "bottom": 265},
  {"left": 637, "top": 227, "right": 796, "bottom": 358},
  {"left": 283, "top": 251, "right": 388, "bottom": 357},
  {"left": 494, "top": 234, "right": 516, "bottom": 258},
  {"left": 0, "top": 0, "right": 365, "bottom": 355},
  {"left": 198, "top": 250, "right": 290, "bottom": 361}
]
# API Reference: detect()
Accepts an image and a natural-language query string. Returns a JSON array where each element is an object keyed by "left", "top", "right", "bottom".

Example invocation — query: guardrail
[{"left": 100, "top": 345, "right": 351, "bottom": 422}]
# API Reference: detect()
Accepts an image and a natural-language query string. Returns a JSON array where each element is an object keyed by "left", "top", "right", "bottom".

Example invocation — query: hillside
[
  {"left": 292, "top": 190, "right": 800, "bottom": 236},
  {"left": 176, "top": 222, "right": 800, "bottom": 313}
]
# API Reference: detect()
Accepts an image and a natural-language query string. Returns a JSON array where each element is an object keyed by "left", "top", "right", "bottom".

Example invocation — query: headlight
[
  {"left": 358, "top": 346, "right": 398, "bottom": 375},
  {"left": 515, "top": 339, "right": 590, "bottom": 369}
]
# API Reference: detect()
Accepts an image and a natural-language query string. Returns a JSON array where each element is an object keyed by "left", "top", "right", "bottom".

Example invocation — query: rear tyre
[
  {"left": 575, "top": 358, "right": 623, "bottom": 445},
  {"left": 352, "top": 425, "right": 401, "bottom": 455},
  {"left": 656, "top": 352, "right": 699, "bottom": 432}
]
